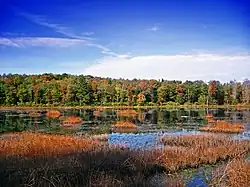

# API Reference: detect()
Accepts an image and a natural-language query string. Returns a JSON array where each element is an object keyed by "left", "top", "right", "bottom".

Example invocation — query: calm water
[
  {"left": 1, "top": 107, "right": 250, "bottom": 149},
  {"left": 0, "top": 108, "right": 250, "bottom": 134}
]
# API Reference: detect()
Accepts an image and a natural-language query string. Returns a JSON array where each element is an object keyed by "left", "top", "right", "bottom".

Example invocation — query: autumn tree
[
  {"left": 137, "top": 93, "right": 146, "bottom": 106},
  {"left": 242, "top": 79, "right": 250, "bottom": 104}
]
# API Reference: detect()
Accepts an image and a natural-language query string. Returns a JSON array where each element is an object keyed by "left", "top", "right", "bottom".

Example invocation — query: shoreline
[{"left": 0, "top": 104, "right": 250, "bottom": 110}]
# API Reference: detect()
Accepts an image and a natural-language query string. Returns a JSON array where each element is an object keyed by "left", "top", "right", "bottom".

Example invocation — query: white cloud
[
  {"left": 83, "top": 54, "right": 250, "bottom": 82},
  {"left": 148, "top": 26, "right": 159, "bottom": 31},
  {"left": 0, "top": 37, "right": 86, "bottom": 48}
]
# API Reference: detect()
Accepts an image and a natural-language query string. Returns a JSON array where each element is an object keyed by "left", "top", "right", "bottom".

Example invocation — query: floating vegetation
[
  {"left": 28, "top": 111, "right": 42, "bottom": 118},
  {"left": 62, "top": 116, "right": 83, "bottom": 127},
  {"left": 46, "top": 110, "right": 61, "bottom": 118},
  {"left": 200, "top": 120, "right": 245, "bottom": 133},
  {"left": 113, "top": 121, "right": 137, "bottom": 128},
  {"left": 117, "top": 109, "right": 138, "bottom": 117}
]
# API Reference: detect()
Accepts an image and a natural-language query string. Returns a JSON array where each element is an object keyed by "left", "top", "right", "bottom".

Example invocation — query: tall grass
[
  {"left": 0, "top": 135, "right": 166, "bottom": 187},
  {"left": 113, "top": 121, "right": 137, "bottom": 128},
  {"left": 0, "top": 132, "right": 249, "bottom": 186},
  {"left": 159, "top": 134, "right": 250, "bottom": 171},
  {"left": 200, "top": 120, "right": 245, "bottom": 133},
  {"left": 0, "top": 132, "right": 99, "bottom": 157},
  {"left": 211, "top": 158, "right": 250, "bottom": 187}
]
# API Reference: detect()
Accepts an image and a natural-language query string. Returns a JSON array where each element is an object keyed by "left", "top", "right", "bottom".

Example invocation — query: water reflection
[{"left": 0, "top": 108, "right": 249, "bottom": 135}]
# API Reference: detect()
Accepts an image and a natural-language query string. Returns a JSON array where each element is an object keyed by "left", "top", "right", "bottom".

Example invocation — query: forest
[{"left": 0, "top": 73, "right": 249, "bottom": 106}]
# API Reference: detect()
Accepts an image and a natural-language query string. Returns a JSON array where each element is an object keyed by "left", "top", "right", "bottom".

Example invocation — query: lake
[
  {"left": 1, "top": 107, "right": 250, "bottom": 186},
  {"left": 1, "top": 107, "right": 250, "bottom": 148},
  {"left": 1, "top": 108, "right": 250, "bottom": 133}
]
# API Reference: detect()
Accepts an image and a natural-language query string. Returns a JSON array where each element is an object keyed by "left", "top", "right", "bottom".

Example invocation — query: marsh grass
[
  {"left": 46, "top": 110, "right": 61, "bottom": 118},
  {"left": 0, "top": 142, "right": 166, "bottom": 187},
  {"left": 211, "top": 158, "right": 250, "bottom": 187},
  {"left": 113, "top": 121, "right": 137, "bottom": 128},
  {"left": 62, "top": 116, "right": 83, "bottom": 127},
  {"left": 159, "top": 134, "right": 250, "bottom": 171},
  {"left": 200, "top": 120, "right": 245, "bottom": 133},
  {"left": 0, "top": 132, "right": 99, "bottom": 157},
  {"left": 0, "top": 132, "right": 249, "bottom": 186}
]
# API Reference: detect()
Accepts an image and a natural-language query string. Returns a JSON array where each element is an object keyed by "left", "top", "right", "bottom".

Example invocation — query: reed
[
  {"left": 0, "top": 132, "right": 100, "bottom": 157},
  {"left": 0, "top": 146, "right": 167, "bottom": 187},
  {"left": 211, "top": 158, "right": 250, "bottom": 187},
  {"left": 0, "top": 132, "right": 249, "bottom": 186},
  {"left": 226, "top": 159, "right": 250, "bottom": 187},
  {"left": 200, "top": 120, "right": 245, "bottom": 133},
  {"left": 113, "top": 121, "right": 137, "bottom": 128},
  {"left": 62, "top": 116, "right": 83, "bottom": 126},
  {"left": 46, "top": 110, "right": 61, "bottom": 118},
  {"left": 159, "top": 134, "right": 250, "bottom": 172}
]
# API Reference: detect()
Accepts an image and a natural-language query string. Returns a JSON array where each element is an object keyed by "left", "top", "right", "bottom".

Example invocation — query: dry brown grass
[
  {"left": 211, "top": 159, "right": 250, "bottom": 187},
  {"left": 0, "top": 132, "right": 100, "bottom": 157},
  {"left": 117, "top": 109, "right": 138, "bottom": 117},
  {"left": 158, "top": 134, "right": 250, "bottom": 172},
  {"left": 200, "top": 120, "right": 245, "bottom": 133},
  {"left": 113, "top": 121, "right": 137, "bottom": 128},
  {"left": 226, "top": 159, "right": 250, "bottom": 187},
  {"left": 0, "top": 132, "right": 249, "bottom": 186},
  {"left": 62, "top": 116, "right": 83, "bottom": 126},
  {"left": 46, "top": 110, "right": 61, "bottom": 118},
  {"left": 0, "top": 145, "right": 167, "bottom": 187}
]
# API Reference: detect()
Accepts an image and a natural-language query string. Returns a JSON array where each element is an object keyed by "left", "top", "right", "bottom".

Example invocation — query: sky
[{"left": 0, "top": 0, "right": 249, "bottom": 82}]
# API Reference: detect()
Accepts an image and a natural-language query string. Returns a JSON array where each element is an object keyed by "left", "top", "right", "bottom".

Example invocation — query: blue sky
[{"left": 0, "top": 0, "right": 249, "bottom": 82}]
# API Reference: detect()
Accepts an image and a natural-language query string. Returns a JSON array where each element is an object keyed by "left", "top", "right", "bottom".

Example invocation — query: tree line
[{"left": 0, "top": 74, "right": 249, "bottom": 106}]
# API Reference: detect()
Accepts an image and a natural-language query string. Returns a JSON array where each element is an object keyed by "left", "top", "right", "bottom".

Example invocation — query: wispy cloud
[
  {"left": 18, "top": 12, "right": 94, "bottom": 41},
  {"left": 15, "top": 11, "right": 129, "bottom": 58},
  {"left": 0, "top": 37, "right": 86, "bottom": 48},
  {"left": 82, "top": 32, "right": 94, "bottom": 36},
  {"left": 148, "top": 26, "right": 159, "bottom": 31}
]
